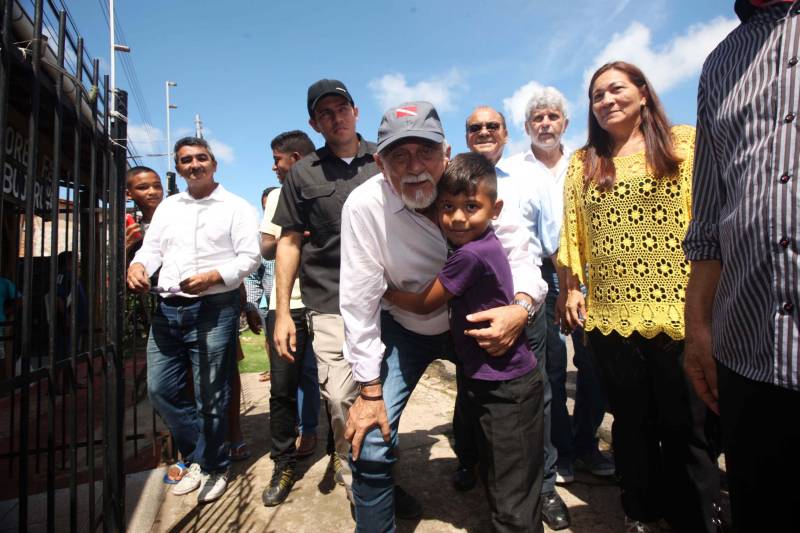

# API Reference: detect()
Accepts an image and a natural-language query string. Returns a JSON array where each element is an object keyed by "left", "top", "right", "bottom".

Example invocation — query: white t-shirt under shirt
[{"left": 261, "top": 188, "right": 304, "bottom": 310}]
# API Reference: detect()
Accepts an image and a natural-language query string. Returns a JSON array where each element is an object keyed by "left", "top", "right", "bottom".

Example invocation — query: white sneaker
[
  {"left": 172, "top": 463, "right": 205, "bottom": 496},
  {"left": 197, "top": 469, "right": 228, "bottom": 503}
]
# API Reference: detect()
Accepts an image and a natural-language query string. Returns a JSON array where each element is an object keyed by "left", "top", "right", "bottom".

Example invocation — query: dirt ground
[{"left": 150, "top": 359, "right": 626, "bottom": 533}]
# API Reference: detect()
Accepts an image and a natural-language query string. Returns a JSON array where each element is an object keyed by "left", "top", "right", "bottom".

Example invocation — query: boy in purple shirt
[{"left": 385, "top": 152, "right": 544, "bottom": 531}]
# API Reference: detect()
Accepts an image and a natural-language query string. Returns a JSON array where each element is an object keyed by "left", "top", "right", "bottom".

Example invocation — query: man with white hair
[
  {"left": 502, "top": 87, "right": 615, "bottom": 526},
  {"left": 341, "top": 101, "right": 547, "bottom": 531}
]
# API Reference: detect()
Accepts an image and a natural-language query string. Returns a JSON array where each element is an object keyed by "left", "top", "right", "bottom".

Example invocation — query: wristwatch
[{"left": 512, "top": 298, "right": 536, "bottom": 326}]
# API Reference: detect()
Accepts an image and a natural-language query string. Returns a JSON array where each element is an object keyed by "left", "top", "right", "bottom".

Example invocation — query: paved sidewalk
[{"left": 147, "top": 360, "right": 625, "bottom": 533}]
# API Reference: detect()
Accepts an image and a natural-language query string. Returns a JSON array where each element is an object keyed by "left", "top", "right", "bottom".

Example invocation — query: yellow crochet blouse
[{"left": 557, "top": 125, "right": 695, "bottom": 340}]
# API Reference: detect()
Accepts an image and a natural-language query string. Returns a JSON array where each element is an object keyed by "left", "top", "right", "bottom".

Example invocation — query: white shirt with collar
[
  {"left": 498, "top": 147, "right": 570, "bottom": 263},
  {"left": 132, "top": 183, "right": 260, "bottom": 298},
  {"left": 339, "top": 173, "right": 547, "bottom": 382}
]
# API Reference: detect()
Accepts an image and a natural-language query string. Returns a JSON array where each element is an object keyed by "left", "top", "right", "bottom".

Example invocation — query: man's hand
[
  {"left": 126, "top": 263, "right": 150, "bottom": 293},
  {"left": 125, "top": 223, "right": 144, "bottom": 255},
  {"left": 179, "top": 270, "right": 223, "bottom": 295},
  {"left": 464, "top": 304, "right": 527, "bottom": 356},
  {"left": 684, "top": 325, "right": 719, "bottom": 414},
  {"left": 345, "top": 384, "right": 391, "bottom": 460},
  {"left": 273, "top": 312, "right": 297, "bottom": 363},
  {"left": 245, "top": 308, "right": 262, "bottom": 334},
  {"left": 563, "top": 289, "right": 586, "bottom": 331},
  {"left": 683, "top": 259, "right": 722, "bottom": 415}
]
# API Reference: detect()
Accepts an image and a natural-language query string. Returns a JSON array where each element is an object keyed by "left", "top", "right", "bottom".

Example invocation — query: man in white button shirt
[
  {"left": 340, "top": 102, "right": 547, "bottom": 531},
  {"left": 503, "top": 88, "right": 614, "bottom": 508},
  {"left": 127, "top": 137, "right": 260, "bottom": 504}
]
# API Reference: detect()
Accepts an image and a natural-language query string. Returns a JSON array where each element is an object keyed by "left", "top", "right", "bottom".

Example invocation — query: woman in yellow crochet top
[{"left": 558, "top": 62, "right": 719, "bottom": 533}]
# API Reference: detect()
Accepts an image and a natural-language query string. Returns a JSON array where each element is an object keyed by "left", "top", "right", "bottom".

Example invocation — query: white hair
[{"left": 524, "top": 87, "right": 569, "bottom": 122}]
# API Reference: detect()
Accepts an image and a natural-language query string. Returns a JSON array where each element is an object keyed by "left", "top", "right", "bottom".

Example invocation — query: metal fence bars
[{"left": 0, "top": 0, "right": 147, "bottom": 530}]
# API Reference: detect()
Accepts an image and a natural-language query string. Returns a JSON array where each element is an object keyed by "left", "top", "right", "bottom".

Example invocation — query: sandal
[
  {"left": 258, "top": 371, "right": 271, "bottom": 382},
  {"left": 163, "top": 461, "right": 188, "bottom": 484},
  {"left": 230, "top": 441, "right": 251, "bottom": 461}
]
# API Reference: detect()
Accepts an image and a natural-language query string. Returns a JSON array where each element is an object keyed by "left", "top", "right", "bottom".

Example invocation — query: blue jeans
[
  {"left": 351, "top": 312, "right": 451, "bottom": 533},
  {"left": 541, "top": 260, "right": 607, "bottom": 463},
  {"left": 297, "top": 340, "right": 320, "bottom": 435},
  {"left": 146, "top": 290, "right": 239, "bottom": 473}
]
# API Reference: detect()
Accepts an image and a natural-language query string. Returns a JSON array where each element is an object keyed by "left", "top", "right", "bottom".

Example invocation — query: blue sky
[{"left": 62, "top": 0, "right": 738, "bottom": 212}]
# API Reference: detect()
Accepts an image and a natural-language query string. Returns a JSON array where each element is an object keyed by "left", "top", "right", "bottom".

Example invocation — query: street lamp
[{"left": 165, "top": 81, "right": 177, "bottom": 174}]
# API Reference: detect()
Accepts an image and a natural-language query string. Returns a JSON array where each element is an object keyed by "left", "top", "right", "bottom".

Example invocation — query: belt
[{"left": 159, "top": 289, "right": 238, "bottom": 306}]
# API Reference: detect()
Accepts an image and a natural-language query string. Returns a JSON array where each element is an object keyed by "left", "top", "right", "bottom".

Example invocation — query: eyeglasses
[
  {"left": 466, "top": 122, "right": 502, "bottom": 134},
  {"left": 150, "top": 286, "right": 182, "bottom": 294}
]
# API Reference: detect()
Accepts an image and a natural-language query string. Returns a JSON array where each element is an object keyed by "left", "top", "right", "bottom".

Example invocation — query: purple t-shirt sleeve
[{"left": 438, "top": 247, "right": 486, "bottom": 297}]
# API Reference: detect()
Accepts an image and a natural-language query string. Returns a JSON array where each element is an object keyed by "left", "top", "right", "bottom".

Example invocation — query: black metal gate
[{"left": 0, "top": 0, "right": 135, "bottom": 530}]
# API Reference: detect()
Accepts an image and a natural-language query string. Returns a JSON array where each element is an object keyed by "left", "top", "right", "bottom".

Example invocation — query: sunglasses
[{"left": 467, "top": 122, "right": 502, "bottom": 134}]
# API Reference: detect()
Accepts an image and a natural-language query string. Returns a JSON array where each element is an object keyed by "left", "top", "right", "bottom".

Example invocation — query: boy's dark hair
[
  {"left": 125, "top": 165, "right": 160, "bottom": 187},
  {"left": 270, "top": 130, "right": 315, "bottom": 156},
  {"left": 439, "top": 152, "right": 497, "bottom": 201},
  {"left": 173, "top": 136, "right": 215, "bottom": 164}
]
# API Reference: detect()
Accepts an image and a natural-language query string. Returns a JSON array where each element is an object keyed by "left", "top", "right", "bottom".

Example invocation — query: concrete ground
[{"left": 145, "top": 359, "right": 626, "bottom": 533}]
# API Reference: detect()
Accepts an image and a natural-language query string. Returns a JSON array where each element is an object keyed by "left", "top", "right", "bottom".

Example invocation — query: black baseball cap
[{"left": 307, "top": 79, "right": 354, "bottom": 117}]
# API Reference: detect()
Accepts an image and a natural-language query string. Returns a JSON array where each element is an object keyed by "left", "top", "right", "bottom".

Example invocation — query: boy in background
[{"left": 125, "top": 166, "right": 164, "bottom": 258}]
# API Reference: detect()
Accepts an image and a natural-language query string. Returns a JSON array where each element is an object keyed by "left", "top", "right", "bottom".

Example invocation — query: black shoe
[
  {"left": 452, "top": 464, "right": 478, "bottom": 492},
  {"left": 394, "top": 485, "right": 422, "bottom": 520},
  {"left": 261, "top": 464, "right": 295, "bottom": 507},
  {"left": 541, "top": 490, "right": 571, "bottom": 530}
]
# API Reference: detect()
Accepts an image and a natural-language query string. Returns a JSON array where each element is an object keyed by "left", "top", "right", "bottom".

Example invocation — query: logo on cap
[{"left": 395, "top": 106, "right": 418, "bottom": 118}]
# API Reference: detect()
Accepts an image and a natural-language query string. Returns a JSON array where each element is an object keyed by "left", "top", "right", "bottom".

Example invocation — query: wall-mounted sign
[{"left": 2, "top": 125, "right": 56, "bottom": 215}]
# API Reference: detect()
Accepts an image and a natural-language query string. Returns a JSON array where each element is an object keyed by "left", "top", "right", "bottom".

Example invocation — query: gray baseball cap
[{"left": 376, "top": 101, "right": 445, "bottom": 153}]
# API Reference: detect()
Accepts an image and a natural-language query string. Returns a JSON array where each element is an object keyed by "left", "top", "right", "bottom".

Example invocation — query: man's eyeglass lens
[{"left": 467, "top": 122, "right": 501, "bottom": 134}]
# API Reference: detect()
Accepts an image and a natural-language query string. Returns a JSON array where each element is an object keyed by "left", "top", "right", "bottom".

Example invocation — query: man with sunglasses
[{"left": 127, "top": 137, "right": 260, "bottom": 504}]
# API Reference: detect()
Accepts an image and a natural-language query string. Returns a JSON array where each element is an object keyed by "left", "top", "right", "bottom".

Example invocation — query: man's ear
[
  {"left": 444, "top": 143, "right": 452, "bottom": 163},
  {"left": 374, "top": 152, "right": 385, "bottom": 174},
  {"left": 492, "top": 198, "right": 504, "bottom": 220},
  {"left": 563, "top": 117, "right": 570, "bottom": 133},
  {"left": 290, "top": 152, "right": 303, "bottom": 163},
  {"left": 125, "top": 189, "right": 132, "bottom": 201},
  {"left": 308, "top": 117, "right": 321, "bottom": 134},
  {"left": 353, "top": 105, "right": 359, "bottom": 122}
]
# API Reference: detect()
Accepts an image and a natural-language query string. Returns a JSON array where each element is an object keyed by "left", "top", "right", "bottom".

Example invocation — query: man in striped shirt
[{"left": 683, "top": 1, "right": 800, "bottom": 530}]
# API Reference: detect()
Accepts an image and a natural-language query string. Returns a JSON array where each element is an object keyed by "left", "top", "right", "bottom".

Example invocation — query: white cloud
[
  {"left": 583, "top": 16, "right": 738, "bottom": 93},
  {"left": 127, "top": 123, "right": 165, "bottom": 157},
  {"left": 368, "top": 69, "right": 464, "bottom": 112},
  {"left": 126, "top": 124, "right": 234, "bottom": 165},
  {"left": 502, "top": 80, "right": 546, "bottom": 132},
  {"left": 207, "top": 138, "right": 235, "bottom": 164}
]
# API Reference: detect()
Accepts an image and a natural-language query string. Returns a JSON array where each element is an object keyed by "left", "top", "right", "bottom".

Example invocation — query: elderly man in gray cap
[{"left": 340, "top": 101, "right": 547, "bottom": 532}]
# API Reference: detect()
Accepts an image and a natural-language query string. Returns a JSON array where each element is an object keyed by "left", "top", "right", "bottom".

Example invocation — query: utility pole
[
  {"left": 194, "top": 114, "right": 203, "bottom": 138},
  {"left": 165, "top": 81, "right": 177, "bottom": 173},
  {"left": 108, "top": 0, "right": 130, "bottom": 119}
]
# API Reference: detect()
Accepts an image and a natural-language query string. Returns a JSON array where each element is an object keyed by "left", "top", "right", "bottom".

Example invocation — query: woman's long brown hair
[{"left": 582, "top": 61, "right": 682, "bottom": 190}]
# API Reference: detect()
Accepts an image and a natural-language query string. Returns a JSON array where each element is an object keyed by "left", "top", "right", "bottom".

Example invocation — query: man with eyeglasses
[
  {"left": 341, "top": 101, "right": 547, "bottom": 531},
  {"left": 127, "top": 136, "right": 260, "bottom": 504}
]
